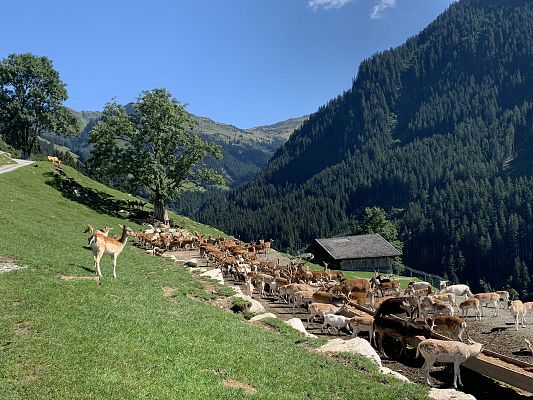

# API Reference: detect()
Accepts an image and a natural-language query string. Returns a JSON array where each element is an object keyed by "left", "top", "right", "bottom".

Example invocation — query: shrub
[{"left": 230, "top": 297, "right": 251, "bottom": 313}]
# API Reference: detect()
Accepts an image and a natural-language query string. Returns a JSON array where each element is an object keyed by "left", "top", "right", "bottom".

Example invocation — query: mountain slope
[
  {"left": 182, "top": 0, "right": 533, "bottom": 295},
  {"left": 42, "top": 111, "right": 307, "bottom": 187},
  {"left": 194, "top": 114, "right": 307, "bottom": 186}
]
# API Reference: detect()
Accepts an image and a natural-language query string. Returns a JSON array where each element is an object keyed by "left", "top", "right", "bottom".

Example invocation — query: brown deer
[
  {"left": 90, "top": 225, "right": 135, "bottom": 278},
  {"left": 84, "top": 224, "right": 113, "bottom": 246}
]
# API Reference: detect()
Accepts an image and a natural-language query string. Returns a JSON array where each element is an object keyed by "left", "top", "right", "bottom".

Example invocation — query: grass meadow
[{"left": 0, "top": 163, "right": 429, "bottom": 399}]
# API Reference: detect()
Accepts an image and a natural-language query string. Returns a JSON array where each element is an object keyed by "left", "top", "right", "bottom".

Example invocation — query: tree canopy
[
  {"left": 0, "top": 53, "right": 78, "bottom": 159},
  {"left": 89, "top": 88, "right": 224, "bottom": 222},
  {"left": 359, "top": 207, "right": 403, "bottom": 253}
]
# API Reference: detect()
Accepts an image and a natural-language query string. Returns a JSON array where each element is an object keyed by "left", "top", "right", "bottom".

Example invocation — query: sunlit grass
[
  {"left": 0, "top": 163, "right": 429, "bottom": 399},
  {"left": 0, "top": 153, "right": 15, "bottom": 166}
]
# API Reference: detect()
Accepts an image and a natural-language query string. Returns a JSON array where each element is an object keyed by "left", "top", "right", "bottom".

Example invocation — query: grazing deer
[{"left": 90, "top": 225, "right": 135, "bottom": 278}]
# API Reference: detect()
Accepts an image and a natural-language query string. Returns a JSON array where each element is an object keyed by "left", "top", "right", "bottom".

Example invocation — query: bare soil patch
[
  {"left": 15, "top": 321, "right": 32, "bottom": 335},
  {"left": 0, "top": 255, "right": 26, "bottom": 273},
  {"left": 161, "top": 286, "right": 175, "bottom": 298},
  {"left": 223, "top": 378, "right": 257, "bottom": 394}
]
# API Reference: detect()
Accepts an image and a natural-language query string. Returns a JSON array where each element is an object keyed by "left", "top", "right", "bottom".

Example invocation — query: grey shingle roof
[{"left": 314, "top": 234, "right": 401, "bottom": 260}]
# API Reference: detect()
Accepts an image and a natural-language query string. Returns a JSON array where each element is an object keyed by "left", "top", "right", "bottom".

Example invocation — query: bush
[
  {"left": 216, "top": 286, "right": 236, "bottom": 297},
  {"left": 230, "top": 297, "right": 251, "bottom": 313}
]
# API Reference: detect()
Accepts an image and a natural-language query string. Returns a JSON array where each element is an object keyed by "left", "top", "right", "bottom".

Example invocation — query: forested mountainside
[
  {"left": 195, "top": 114, "right": 307, "bottom": 186},
  {"left": 177, "top": 0, "right": 533, "bottom": 296},
  {"left": 42, "top": 111, "right": 307, "bottom": 187}
]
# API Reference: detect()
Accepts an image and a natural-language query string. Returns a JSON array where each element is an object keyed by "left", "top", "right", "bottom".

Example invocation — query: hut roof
[{"left": 314, "top": 234, "right": 401, "bottom": 260}]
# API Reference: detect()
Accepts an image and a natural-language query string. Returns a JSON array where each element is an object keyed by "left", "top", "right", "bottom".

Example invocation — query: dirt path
[{"left": 0, "top": 159, "right": 33, "bottom": 174}]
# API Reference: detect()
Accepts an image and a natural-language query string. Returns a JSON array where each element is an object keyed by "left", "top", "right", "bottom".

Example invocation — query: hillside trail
[{"left": 0, "top": 159, "right": 34, "bottom": 174}]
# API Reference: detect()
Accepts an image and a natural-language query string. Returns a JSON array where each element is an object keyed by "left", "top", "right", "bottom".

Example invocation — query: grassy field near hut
[{"left": 0, "top": 163, "right": 429, "bottom": 399}]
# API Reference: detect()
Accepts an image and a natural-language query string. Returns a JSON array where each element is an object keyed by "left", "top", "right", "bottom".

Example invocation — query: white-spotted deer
[{"left": 90, "top": 225, "right": 134, "bottom": 278}]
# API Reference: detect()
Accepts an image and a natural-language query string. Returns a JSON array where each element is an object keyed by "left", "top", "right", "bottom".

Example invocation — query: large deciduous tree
[
  {"left": 89, "top": 88, "right": 224, "bottom": 222},
  {"left": 0, "top": 53, "right": 78, "bottom": 159}
]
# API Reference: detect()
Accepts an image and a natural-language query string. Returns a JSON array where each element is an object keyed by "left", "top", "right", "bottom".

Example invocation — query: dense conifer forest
[{"left": 175, "top": 0, "right": 533, "bottom": 297}]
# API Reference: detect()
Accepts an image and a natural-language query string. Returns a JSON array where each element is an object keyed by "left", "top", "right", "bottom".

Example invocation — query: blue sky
[{"left": 1, "top": 0, "right": 454, "bottom": 128}]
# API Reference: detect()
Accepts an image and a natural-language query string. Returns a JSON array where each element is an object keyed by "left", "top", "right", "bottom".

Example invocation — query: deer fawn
[{"left": 90, "top": 225, "right": 135, "bottom": 278}]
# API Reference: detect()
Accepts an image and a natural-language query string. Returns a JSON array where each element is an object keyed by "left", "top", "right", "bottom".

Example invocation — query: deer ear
[{"left": 119, "top": 224, "right": 124, "bottom": 229}]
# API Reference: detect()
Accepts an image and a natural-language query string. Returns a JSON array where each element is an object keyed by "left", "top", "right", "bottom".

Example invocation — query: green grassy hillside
[
  {"left": 0, "top": 163, "right": 427, "bottom": 399},
  {"left": 0, "top": 153, "right": 15, "bottom": 166}
]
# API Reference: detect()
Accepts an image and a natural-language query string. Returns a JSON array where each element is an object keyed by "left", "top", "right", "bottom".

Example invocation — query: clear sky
[{"left": 1, "top": 0, "right": 455, "bottom": 128}]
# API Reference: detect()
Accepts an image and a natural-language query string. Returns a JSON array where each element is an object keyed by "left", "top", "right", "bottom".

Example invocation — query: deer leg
[
  {"left": 423, "top": 359, "right": 434, "bottom": 387},
  {"left": 95, "top": 249, "right": 104, "bottom": 277},
  {"left": 454, "top": 362, "right": 463, "bottom": 388},
  {"left": 112, "top": 253, "right": 118, "bottom": 278}
]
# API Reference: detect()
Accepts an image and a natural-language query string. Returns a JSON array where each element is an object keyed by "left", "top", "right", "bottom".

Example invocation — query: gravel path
[{"left": 0, "top": 159, "right": 33, "bottom": 174}]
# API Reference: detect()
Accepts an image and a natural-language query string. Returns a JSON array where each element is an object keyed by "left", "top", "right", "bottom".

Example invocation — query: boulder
[
  {"left": 162, "top": 254, "right": 177, "bottom": 262},
  {"left": 200, "top": 268, "right": 224, "bottom": 285},
  {"left": 428, "top": 389, "right": 476, "bottom": 400},
  {"left": 232, "top": 293, "right": 265, "bottom": 314},
  {"left": 183, "top": 258, "right": 198, "bottom": 267},
  {"left": 317, "top": 338, "right": 382, "bottom": 367},
  {"left": 379, "top": 367, "right": 410, "bottom": 382},
  {"left": 250, "top": 313, "right": 277, "bottom": 322},
  {"left": 285, "top": 318, "right": 318, "bottom": 338},
  {"left": 230, "top": 286, "right": 243, "bottom": 295}
]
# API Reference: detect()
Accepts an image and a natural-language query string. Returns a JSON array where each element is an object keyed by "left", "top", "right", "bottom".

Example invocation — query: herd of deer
[{"left": 81, "top": 223, "right": 531, "bottom": 389}]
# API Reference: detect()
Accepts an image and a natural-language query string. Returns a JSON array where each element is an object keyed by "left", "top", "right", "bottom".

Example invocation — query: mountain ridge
[{"left": 42, "top": 108, "right": 308, "bottom": 187}]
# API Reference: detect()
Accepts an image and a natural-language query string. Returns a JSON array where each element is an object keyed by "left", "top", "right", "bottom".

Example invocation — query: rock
[
  {"left": 190, "top": 267, "right": 208, "bottom": 274},
  {"left": 317, "top": 338, "right": 382, "bottom": 367},
  {"left": 285, "top": 318, "right": 318, "bottom": 338},
  {"left": 250, "top": 313, "right": 277, "bottom": 322},
  {"left": 379, "top": 367, "right": 410, "bottom": 382},
  {"left": 200, "top": 269, "right": 224, "bottom": 285},
  {"left": 183, "top": 258, "right": 198, "bottom": 267},
  {"left": 428, "top": 389, "right": 476, "bottom": 400},
  {"left": 162, "top": 254, "right": 177, "bottom": 262},
  {"left": 232, "top": 293, "right": 266, "bottom": 314},
  {"left": 230, "top": 286, "right": 243, "bottom": 295}
]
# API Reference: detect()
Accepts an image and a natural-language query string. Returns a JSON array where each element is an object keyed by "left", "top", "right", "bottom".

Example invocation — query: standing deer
[
  {"left": 84, "top": 224, "right": 113, "bottom": 246},
  {"left": 90, "top": 225, "right": 135, "bottom": 278}
]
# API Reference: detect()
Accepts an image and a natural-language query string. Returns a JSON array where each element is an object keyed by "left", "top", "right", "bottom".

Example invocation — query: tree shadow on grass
[{"left": 44, "top": 168, "right": 150, "bottom": 223}]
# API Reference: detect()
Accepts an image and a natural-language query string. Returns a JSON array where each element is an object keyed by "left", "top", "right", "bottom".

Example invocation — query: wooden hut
[{"left": 308, "top": 234, "right": 401, "bottom": 273}]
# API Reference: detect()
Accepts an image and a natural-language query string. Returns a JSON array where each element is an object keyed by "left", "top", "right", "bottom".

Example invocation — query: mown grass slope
[{"left": 0, "top": 163, "right": 428, "bottom": 399}]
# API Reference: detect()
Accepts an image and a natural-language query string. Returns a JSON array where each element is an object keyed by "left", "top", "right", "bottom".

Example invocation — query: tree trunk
[
  {"left": 21, "top": 126, "right": 31, "bottom": 160},
  {"left": 154, "top": 198, "right": 169, "bottom": 225},
  {"left": 21, "top": 148, "right": 30, "bottom": 160}
]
